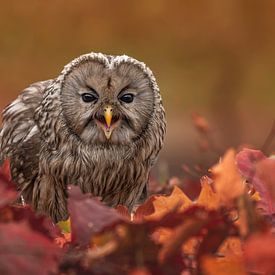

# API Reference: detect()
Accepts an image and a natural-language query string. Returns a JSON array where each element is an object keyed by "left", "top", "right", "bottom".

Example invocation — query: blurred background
[{"left": 0, "top": 0, "right": 274, "bottom": 180}]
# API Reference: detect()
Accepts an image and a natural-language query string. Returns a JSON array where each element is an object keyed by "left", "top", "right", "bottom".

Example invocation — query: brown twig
[{"left": 261, "top": 119, "right": 275, "bottom": 155}]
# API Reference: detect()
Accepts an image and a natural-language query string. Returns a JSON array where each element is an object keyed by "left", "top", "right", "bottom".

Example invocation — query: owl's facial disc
[{"left": 95, "top": 105, "right": 121, "bottom": 140}]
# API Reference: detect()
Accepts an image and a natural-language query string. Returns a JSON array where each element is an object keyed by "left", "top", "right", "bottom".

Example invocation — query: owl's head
[{"left": 56, "top": 53, "right": 160, "bottom": 146}]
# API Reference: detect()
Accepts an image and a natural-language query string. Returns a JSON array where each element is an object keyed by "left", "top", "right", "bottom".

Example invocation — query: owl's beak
[
  {"left": 95, "top": 105, "right": 120, "bottom": 140},
  {"left": 103, "top": 105, "right": 113, "bottom": 139},
  {"left": 104, "top": 106, "right": 113, "bottom": 128}
]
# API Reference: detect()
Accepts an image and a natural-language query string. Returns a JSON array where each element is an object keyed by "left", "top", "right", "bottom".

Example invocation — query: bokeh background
[{"left": 0, "top": 0, "right": 274, "bottom": 179}]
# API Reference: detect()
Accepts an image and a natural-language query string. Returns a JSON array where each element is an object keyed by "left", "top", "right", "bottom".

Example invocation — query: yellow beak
[{"left": 104, "top": 105, "right": 113, "bottom": 128}]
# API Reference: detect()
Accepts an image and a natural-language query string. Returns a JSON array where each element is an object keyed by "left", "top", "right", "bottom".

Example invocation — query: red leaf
[
  {"left": 0, "top": 160, "right": 18, "bottom": 208},
  {"left": 0, "top": 222, "right": 61, "bottom": 275},
  {"left": 237, "top": 149, "right": 275, "bottom": 220},
  {"left": 0, "top": 159, "right": 12, "bottom": 181},
  {"left": 255, "top": 159, "right": 275, "bottom": 219},
  {"left": 236, "top": 148, "right": 266, "bottom": 180},
  {"left": 0, "top": 205, "right": 60, "bottom": 239},
  {"left": 134, "top": 196, "right": 156, "bottom": 222},
  {"left": 68, "top": 185, "right": 123, "bottom": 245},
  {"left": 116, "top": 205, "right": 131, "bottom": 220},
  {"left": 244, "top": 233, "right": 275, "bottom": 274}
]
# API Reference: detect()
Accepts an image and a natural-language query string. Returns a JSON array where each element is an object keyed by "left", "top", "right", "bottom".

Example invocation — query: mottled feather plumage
[{"left": 0, "top": 53, "right": 166, "bottom": 222}]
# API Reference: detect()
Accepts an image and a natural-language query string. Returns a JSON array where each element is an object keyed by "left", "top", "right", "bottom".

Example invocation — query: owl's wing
[{"left": 0, "top": 80, "right": 53, "bottom": 200}]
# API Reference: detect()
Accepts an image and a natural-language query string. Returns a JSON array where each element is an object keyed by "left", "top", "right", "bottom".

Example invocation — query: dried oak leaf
[
  {"left": 146, "top": 186, "right": 192, "bottom": 220},
  {"left": 196, "top": 176, "right": 220, "bottom": 210},
  {"left": 212, "top": 149, "right": 245, "bottom": 204},
  {"left": 116, "top": 196, "right": 156, "bottom": 222},
  {"left": 0, "top": 222, "right": 61, "bottom": 275},
  {"left": 68, "top": 185, "right": 124, "bottom": 245}
]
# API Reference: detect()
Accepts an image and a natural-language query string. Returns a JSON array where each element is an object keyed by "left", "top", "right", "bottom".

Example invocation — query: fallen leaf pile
[{"left": 0, "top": 148, "right": 275, "bottom": 274}]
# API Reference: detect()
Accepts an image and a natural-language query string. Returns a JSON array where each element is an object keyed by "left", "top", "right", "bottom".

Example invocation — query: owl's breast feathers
[{"left": 40, "top": 144, "right": 149, "bottom": 210}]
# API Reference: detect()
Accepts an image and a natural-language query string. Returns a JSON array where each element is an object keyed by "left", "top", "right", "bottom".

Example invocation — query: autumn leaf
[
  {"left": 2, "top": 146, "right": 275, "bottom": 275},
  {"left": 237, "top": 148, "right": 275, "bottom": 222},
  {"left": 146, "top": 186, "right": 192, "bottom": 220},
  {"left": 128, "top": 267, "right": 151, "bottom": 275},
  {"left": 55, "top": 233, "right": 71, "bottom": 248},
  {"left": 0, "top": 159, "right": 12, "bottom": 181},
  {"left": 57, "top": 218, "right": 71, "bottom": 234},
  {"left": 212, "top": 149, "right": 245, "bottom": 204},
  {"left": 0, "top": 160, "right": 18, "bottom": 208},
  {"left": 134, "top": 196, "right": 156, "bottom": 221},
  {"left": 116, "top": 204, "right": 131, "bottom": 220},
  {"left": 243, "top": 232, "right": 275, "bottom": 274},
  {"left": 67, "top": 185, "right": 124, "bottom": 245},
  {"left": 202, "top": 256, "right": 246, "bottom": 275},
  {"left": 255, "top": 158, "right": 275, "bottom": 215},
  {"left": 1, "top": 205, "right": 59, "bottom": 239},
  {"left": 236, "top": 148, "right": 266, "bottom": 180},
  {"left": 196, "top": 176, "right": 220, "bottom": 209},
  {"left": 116, "top": 196, "right": 156, "bottom": 222},
  {"left": 159, "top": 217, "right": 205, "bottom": 264},
  {"left": 219, "top": 237, "right": 242, "bottom": 258},
  {"left": 0, "top": 222, "right": 61, "bottom": 275},
  {"left": 159, "top": 206, "right": 226, "bottom": 264}
]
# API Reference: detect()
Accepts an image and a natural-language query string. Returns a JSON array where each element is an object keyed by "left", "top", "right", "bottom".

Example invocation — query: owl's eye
[
  {"left": 81, "top": 93, "right": 98, "bottom": 103},
  {"left": 119, "top": 93, "right": 134, "bottom": 103}
]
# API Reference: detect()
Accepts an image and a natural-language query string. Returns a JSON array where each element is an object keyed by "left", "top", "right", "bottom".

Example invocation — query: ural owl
[{"left": 0, "top": 53, "right": 166, "bottom": 222}]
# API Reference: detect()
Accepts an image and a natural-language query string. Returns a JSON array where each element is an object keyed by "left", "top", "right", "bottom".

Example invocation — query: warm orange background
[{"left": 0, "top": 0, "right": 274, "bottom": 177}]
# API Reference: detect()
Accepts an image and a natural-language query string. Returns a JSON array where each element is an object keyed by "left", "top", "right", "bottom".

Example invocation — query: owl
[{"left": 0, "top": 53, "right": 166, "bottom": 222}]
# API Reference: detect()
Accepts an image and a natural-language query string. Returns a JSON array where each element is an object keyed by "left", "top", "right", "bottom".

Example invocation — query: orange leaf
[
  {"left": 202, "top": 255, "right": 246, "bottom": 275},
  {"left": 212, "top": 149, "right": 245, "bottom": 204},
  {"left": 146, "top": 186, "right": 192, "bottom": 220},
  {"left": 151, "top": 227, "right": 172, "bottom": 244},
  {"left": 159, "top": 216, "right": 208, "bottom": 264},
  {"left": 197, "top": 176, "right": 220, "bottom": 209},
  {"left": 251, "top": 191, "right": 260, "bottom": 201},
  {"left": 55, "top": 233, "right": 71, "bottom": 248},
  {"left": 219, "top": 237, "right": 243, "bottom": 258},
  {"left": 182, "top": 238, "right": 198, "bottom": 255}
]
